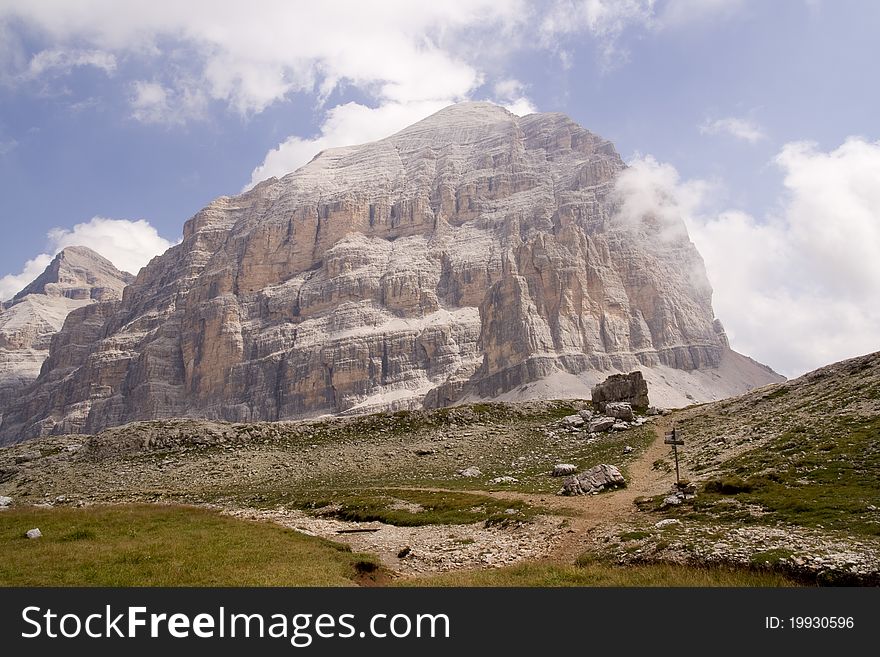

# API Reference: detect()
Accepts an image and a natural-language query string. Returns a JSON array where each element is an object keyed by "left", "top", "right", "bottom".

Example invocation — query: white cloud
[
  {"left": 617, "top": 140, "right": 880, "bottom": 378},
  {"left": 539, "top": 0, "right": 655, "bottom": 68},
  {"left": 47, "top": 217, "right": 176, "bottom": 274},
  {"left": 0, "top": 1, "right": 520, "bottom": 118},
  {"left": 0, "top": 0, "right": 755, "bottom": 117},
  {"left": 502, "top": 97, "right": 538, "bottom": 116},
  {"left": 611, "top": 154, "right": 713, "bottom": 242},
  {"left": 0, "top": 253, "right": 53, "bottom": 302},
  {"left": 130, "top": 79, "right": 206, "bottom": 124},
  {"left": 491, "top": 78, "right": 537, "bottom": 116},
  {"left": 23, "top": 48, "right": 116, "bottom": 79},
  {"left": 699, "top": 116, "right": 766, "bottom": 143},
  {"left": 0, "top": 217, "right": 176, "bottom": 301}
]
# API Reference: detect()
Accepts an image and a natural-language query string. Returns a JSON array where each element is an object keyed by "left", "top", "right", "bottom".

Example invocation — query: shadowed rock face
[
  {"left": 0, "top": 102, "right": 781, "bottom": 443},
  {"left": 0, "top": 247, "right": 133, "bottom": 417}
]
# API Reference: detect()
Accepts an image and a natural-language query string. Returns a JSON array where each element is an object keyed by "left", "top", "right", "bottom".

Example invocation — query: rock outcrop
[
  {"left": 0, "top": 102, "right": 782, "bottom": 443},
  {"left": 0, "top": 247, "right": 132, "bottom": 417},
  {"left": 591, "top": 372, "right": 650, "bottom": 411},
  {"left": 560, "top": 464, "right": 625, "bottom": 495}
]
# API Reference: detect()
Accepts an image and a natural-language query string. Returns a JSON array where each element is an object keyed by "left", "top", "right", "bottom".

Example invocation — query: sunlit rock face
[
  {"left": 0, "top": 247, "right": 132, "bottom": 424},
  {"left": 0, "top": 102, "right": 781, "bottom": 443}
]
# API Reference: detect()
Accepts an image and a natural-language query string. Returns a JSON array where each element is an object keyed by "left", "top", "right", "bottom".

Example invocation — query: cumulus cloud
[
  {"left": 699, "top": 116, "right": 766, "bottom": 143},
  {"left": 0, "top": 0, "right": 754, "bottom": 112},
  {"left": 0, "top": 217, "right": 176, "bottom": 301},
  {"left": 616, "top": 140, "right": 880, "bottom": 377},
  {"left": 0, "top": 1, "right": 518, "bottom": 117}
]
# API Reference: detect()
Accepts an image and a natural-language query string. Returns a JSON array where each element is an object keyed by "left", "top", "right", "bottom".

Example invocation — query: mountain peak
[{"left": 7, "top": 246, "right": 134, "bottom": 306}]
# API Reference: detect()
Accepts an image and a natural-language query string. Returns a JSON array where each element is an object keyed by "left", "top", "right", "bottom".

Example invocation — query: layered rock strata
[{"left": 0, "top": 103, "right": 782, "bottom": 443}]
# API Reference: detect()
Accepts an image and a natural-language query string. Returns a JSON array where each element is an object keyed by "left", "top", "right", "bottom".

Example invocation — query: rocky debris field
[
  {"left": 590, "top": 513, "right": 880, "bottom": 585},
  {"left": 1, "top": 352, "right": 879, "bottom": 585},
  {"left": 227, "top": 507, "right": 567, "bottom": 575},
  {"left": 0, "top": 400, "right": 657, "bottom": 575}
]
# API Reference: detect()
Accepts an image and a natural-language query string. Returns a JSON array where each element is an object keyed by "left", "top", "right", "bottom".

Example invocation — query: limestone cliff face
[
  {"left": 0, "top": 103, "right": 781, "bottom": 443},
  {"left": 0, "top": 247, "right": 133, "bottom": 418}
]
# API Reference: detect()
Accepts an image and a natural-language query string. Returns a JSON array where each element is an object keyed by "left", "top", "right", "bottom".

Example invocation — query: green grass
[
  {"left": 0, "top": 505, "right": 381, "bottom": 586},
  {"left": 288, "top": 489, "right": 539, "bottom": 527},
  {"left": 400, "top": 560, "right": 798, "bottom": 587},
  {"left": 750, "top": 548, "right": 795, "bottom": 567},
  {"left": 652, "top": 416, "right": 880, "bottom": 536}
]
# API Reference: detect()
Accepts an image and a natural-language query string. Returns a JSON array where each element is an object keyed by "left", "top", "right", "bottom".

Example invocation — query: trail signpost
[{"left": 664, "top": 426, "right": 684, "bottom": 487}]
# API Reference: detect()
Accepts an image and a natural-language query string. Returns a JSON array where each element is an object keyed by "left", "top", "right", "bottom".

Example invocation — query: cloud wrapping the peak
[
  {"left": 618, "top": 139, "right": 880, "bottom": 378},
  {"left": 611, "top": 154, "right": 712, "bottom": 242}
]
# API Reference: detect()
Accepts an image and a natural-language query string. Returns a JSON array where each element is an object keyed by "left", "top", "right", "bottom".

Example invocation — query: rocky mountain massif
[
  {"left": 0, "top": 247, "right": 132, "bottom": 419},
  {"left": 0, "top": 102, "right": 781, "bottom": 444}
]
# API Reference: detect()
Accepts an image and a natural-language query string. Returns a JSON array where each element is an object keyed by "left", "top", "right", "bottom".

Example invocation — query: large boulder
[
  {"left": 591, "top": 371, "right": 649, "bottom": 412},
  {"left": 559, "top": 464, "right": 625, "bottom": 495}
]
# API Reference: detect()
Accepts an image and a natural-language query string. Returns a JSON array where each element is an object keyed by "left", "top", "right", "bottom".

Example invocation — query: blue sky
[{"left": 1, "top": 0, "right": 878, "bottom": 377}]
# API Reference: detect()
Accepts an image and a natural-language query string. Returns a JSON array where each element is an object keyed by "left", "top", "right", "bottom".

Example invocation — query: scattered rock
[
  {"left": 490, "top": 476, "right": 519, "bottom": 484},
  {"left": 552, "top": 463, "right": 577, "bottom": 477},
  {"left": 26, "top": 528, "right": 42, "bottom": 539},
  {"left": 0, "top": 495, "right": 11, "bottom": 507},
  {"left": 577, "top": 409, "right": 594, "bottom": 420},
  {"left": 645, "top": 406, "right": 661, "bottom": 416},
  {"left": 611, "top": 421, "right": 630, "bottom": 431},
  {"left": 458, "top": 466, "right": 482, "bottom": 478},
  {"left": 623, "top": 446, "right": 634, "bottom": 454},
  {"left": 413, "top": 448, "right": 436, "bottom": 456},
  {"left": 562, "top": 414, "right": 585, "bottom": 428},
  {"left": 397, "top": 546, "right": 411, "bottom": 559},
  {"left": 605, "top": 402, "right": 635, "bottom": 421},
  {"left": 655, "top": 519, "right": 681, "bottom": 528},
  {"left": 588, "top": 417, "right": 615, "bottom": 432},
  {"left": 559, "top": 464, "right": 625, "bottom": 496},
  {"left": 14, "top": 451, "right": 40, "bottom": 464},
  {"left": 591, "top": 371, "right": 649, "bottom": 412},
  {"left": 661, "top": 495, "right": 683, "bottom": 507}
]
